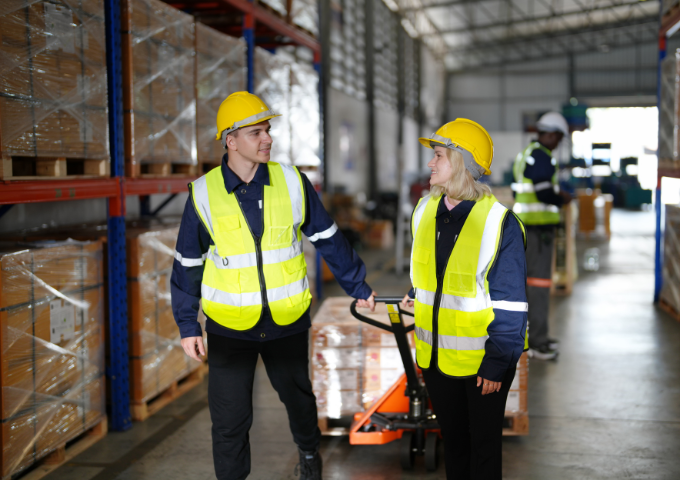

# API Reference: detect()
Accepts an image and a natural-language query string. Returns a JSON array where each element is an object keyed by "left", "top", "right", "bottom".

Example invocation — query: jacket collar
[
  {"left": 436, "top": 196, "right": 474, "bottom": 222},
  {"left": 220, "top": 153, "right": 271, "bottom": 193}
]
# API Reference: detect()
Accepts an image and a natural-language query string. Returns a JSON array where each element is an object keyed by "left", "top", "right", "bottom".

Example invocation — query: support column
[
  {"left": 104, "top": 0, "right": 131, "bottom": 432},
  {"left": 244, "top": 10, "right": 255, "bottom": 94},
  {"left": 655, "top": 33, "right": 667, "bottom": 303},
  {"left": 365, "top": 0, "right": 376, "bottom": 201}
]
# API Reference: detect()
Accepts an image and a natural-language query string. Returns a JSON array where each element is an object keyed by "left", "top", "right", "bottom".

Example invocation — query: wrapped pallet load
[
  {"left": 0, "top": 241, "right": 106, "bottom": 477},
  {"left": 127, "top": 222, "right": 207, "bottom": 421},
  {"left": 122, "top": 0, "right": 197, "bottom": 177},
  {"left": 0, "top": 0, "right": 109, "bottom": 179},
  {"left": 195, "top": 24, "right": 246, "bottom": 173}
]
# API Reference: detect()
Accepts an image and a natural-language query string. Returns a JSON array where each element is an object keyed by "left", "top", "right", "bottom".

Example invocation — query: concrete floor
[{"left": 44, "top": 208, "right": 680, "bottom": 480}]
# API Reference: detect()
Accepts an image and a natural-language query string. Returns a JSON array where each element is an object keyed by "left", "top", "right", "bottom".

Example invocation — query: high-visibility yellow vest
[
  {"left": 410, "top": 194, "right": 528, "bottom": 377},
  {"left": 190, "top": 162, "right": 312, "bottom": 330},
  {"left": 512, "top": 142, "right": 561, "bottom": 225}
]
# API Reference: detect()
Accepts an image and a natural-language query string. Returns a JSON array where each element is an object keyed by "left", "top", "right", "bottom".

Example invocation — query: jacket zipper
[
  {"left": 234, "top": 193, "right": 269, "bottom": 310},
  {"left": 432, "top": 231, "right": 458, "bottom": 365}
]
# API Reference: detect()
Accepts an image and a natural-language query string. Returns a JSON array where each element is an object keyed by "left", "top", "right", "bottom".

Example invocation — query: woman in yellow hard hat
[{"left": 401, "top": 119, "right": 528, "bottom": 479}]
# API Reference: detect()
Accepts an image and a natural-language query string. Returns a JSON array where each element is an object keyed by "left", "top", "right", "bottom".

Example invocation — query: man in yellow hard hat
[{"left": 171, "top": 92, "right": 376, "bottom": 480}]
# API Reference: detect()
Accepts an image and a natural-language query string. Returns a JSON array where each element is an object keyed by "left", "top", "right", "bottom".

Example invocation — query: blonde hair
[{"left": 429, "top": 148, "right": 491, "bottom": 201}]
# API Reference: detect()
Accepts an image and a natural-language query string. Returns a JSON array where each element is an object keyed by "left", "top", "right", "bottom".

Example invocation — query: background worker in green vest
[
  {"left": 171, "top": 92, "right": 376, "bottom": 480},
  {"left": 512, "top": 112, "right": 573, "bottom": 361},
  {"left": 402, "top": 119, "right": 528, "bottom": 479}
]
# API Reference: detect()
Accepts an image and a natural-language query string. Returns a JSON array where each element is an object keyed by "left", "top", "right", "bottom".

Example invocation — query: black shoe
[
  {"left": 528, "top": 345, "right": 558, "bottom": 360},
  {"left": 548, "top": 338, "right": 560, "bottom": 351},
  {"left": 295, "top": 448, "right": 323, "bottom": 480}
]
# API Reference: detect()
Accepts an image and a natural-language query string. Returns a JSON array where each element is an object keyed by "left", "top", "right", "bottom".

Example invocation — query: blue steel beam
[
  {"left": 244, "top": 7, "right": 255, "bottom": 93},
  {"left": 655, "top": 0, "right": 666, "bottom": 304},
  {"left": 105, "top": 0, "right": 132, "bottom": 431}
]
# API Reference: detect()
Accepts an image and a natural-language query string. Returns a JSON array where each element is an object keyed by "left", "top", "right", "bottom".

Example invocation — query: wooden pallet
[
  {"left": 502, "top": 413, "right": 529, "bottom": 436},
  {"left": 131, "top": 363, "right": 208, "bottom": 422},
  {"left": 0, "top": 155, "right": 108, "bottom": 180},
  {"left": 136, "top": 162, "right": 197, "bottom": 177},
  {"left": 659, "top": 298, "right": 680, "bottom": 323},
  {"left": 7, "top": 418, "right": 108, "bottom": 480},
  {"left": 199, "top": 161, "right": 221, "bottom": 175},
  {"left": 319, "top": 413, "right": 529, "bottom": 437}
]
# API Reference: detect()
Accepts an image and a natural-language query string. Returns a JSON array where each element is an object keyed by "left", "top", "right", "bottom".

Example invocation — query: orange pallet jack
[{"left": 349, "top": 297, "right": 441, "bottom": 471}]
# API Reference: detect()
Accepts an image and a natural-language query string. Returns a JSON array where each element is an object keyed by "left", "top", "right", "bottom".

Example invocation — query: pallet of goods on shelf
[
  {"left": 311, "top": 297, "right": 529, "bottom": 436},
  {"left": 577, "top": 189, "right": 613, "bottom": 239},
  {"left": 121, "top": 0, "right": 197, "bottom": 178},
  {"left": 195, "top": 24, "right": 246, "bottom": 174},
  {"left": 0, "top": 240, "right": 107, "bottom": 478},
  {"left": 661, "top": 205, "right": 680, "bottom": 321},
  {"left": 258, "top": 0, "right": 318, "bottom": 37},
  {"left": 126, "top": 221, "right": 207, "bottom": 421},
  {"left": 0, "top": 0, "right": 110, "bottom": 180}
]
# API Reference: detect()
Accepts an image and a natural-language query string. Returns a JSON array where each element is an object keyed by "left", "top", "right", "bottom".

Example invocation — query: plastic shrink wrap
[
  {"left": 255, "top": 47, "right": 291, "bottom": 165},
  {"left": 0, "top": 0, "right": 109, "bottom": 179},
  {"left": 311, "top": 297, "right": 414, "bottom": 420},
  {"left": 661, "top": 205, "right": 680, "bottom": 313},
  {"left": 289, "top": 59, "right": 320, "bottom": 167},
  {"left": 122, "top": 0, "right": 197, "bottom": 176},
  {"left": 0, "top": 241, "right": 105, "bottom": 477},
  {"left": 195, "top": 24, "right": 246, "bottom": 170},
  {"left": 258, "top": 0, "right": 318, "bottom": 36},
  {"left": 126, "top": 222, "right": 207, "bottom": 405}
]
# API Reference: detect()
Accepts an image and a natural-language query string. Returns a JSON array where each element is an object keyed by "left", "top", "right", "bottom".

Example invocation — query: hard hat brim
[
  {"left": 418, "top": 136, "right": 492, "bottom": 175},
  {"left": 214, "top": 113, "right": 282, "bottom": 140}
]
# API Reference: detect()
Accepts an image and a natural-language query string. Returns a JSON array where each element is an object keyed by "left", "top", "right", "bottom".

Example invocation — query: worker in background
[
  {"left": 512, "top": 112, "right": 573, "bottom": 360},
  {"left": 171, "top": 91, "right": 376, "bottom": 480},
  {"left": 402, "top": 119, "right": 528, "bottom": 480}
]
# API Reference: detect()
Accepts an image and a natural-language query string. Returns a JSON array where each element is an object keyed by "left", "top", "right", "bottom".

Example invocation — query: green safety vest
[
  {"left": 512, "top": 142, "right": 561, "bottom": 225},
  {"left": 410, "top": 194, "right": 528, "bottom": 377},
  {"left": 190, "top": 162, "right": 312, "bottom": 330}
]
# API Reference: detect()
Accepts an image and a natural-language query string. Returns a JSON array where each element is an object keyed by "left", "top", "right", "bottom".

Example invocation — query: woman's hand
[
  {"left": 401, "top": 294, "right": 414, "bottom": 308},
  {"left": 477, "top": 376, "right": 501, "bottom": 395},
  {"left": 356, "top": 291, "right": 377, "bottom": 312}
]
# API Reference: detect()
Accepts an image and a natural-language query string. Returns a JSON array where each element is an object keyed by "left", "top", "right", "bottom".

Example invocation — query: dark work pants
[
  {"left": 207, "top": 330, "right": 321, "bottom": 480},
  {"left": 525, "top": 226, "right": 555, "bottom": 349},
  {"left": 422, "top": 366, "right": 516, "bottom": 480}
]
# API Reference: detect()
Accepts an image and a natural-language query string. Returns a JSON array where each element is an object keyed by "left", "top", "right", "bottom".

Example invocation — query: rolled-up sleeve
[
  {"left": 477, "top": 213, "right": 528, "bottom": 382},
  {"left": 299, "top": 173, "right": 373, "bottom": 300},
  {"left": 171, "top": 196, "right": 212, "bottom": 338}
]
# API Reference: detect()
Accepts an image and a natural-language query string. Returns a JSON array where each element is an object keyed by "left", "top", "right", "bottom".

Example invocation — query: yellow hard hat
[
  {"left": 215, "top": 91, "right": 281, "bottom": 145},
  {"left": 419, "top": 119, "right": 494, "bottom": 177}
]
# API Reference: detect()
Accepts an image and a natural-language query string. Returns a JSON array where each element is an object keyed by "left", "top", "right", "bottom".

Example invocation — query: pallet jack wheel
[
  {"left": 400, "top": 431, "right": 415, "bottom": 470},
  {"left": 425, "top": 432, "right": 439, "bottom": 471}
]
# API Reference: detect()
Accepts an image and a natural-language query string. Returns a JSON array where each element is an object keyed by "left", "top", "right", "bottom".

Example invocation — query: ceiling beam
[{"left": 421, "top": 0, "right": 654, "bottom": 36}]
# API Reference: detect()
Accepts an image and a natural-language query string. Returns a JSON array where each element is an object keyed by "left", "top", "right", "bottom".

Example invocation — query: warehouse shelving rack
[
  {"left": 0, "top": 0, "right": 321, "bottom": 431},
  {"left": 656, "top": 4, "right": 680, "bottom": 303}
]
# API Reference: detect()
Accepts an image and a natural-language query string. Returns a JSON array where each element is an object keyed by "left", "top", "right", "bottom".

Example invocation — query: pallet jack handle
[{"left": 350, "top": 298, "right": 422, "bottom": 398}]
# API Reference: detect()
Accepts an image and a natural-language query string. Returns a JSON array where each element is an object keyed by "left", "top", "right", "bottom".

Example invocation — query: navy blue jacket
[
  {"left": 409, "top": 197, "right": 528, "bottom": 382},
  {"left": 171, "top": 154, "right": 373, "bottom": 342}
]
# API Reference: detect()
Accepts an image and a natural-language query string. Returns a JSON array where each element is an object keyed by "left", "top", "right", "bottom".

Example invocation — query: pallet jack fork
[{"left": 349, "top": 297, "right": 441, "bottom": 471}]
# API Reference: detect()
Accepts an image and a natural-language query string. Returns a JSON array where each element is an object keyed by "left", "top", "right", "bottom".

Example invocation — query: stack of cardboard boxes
[{"left": 0, "top": 241, "right": 106, "bottom": 477}]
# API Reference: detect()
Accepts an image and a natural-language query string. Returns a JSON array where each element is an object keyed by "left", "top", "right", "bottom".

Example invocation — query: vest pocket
[
  {"left": 446, "top": 271, "right": 477, "bottom": 297},
  {"left": 268, "top": 225, "right": 293, "bottom": 248},
  {"left": 215, "top": 215, "right": 244, "bottom": 254},
  {"left": 413, "top": 246, "right": 430, "bottom": 264}
]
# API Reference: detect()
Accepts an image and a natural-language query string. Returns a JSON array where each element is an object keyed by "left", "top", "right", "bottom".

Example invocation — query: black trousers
[
  {"left": 207, "top": 330, "right": 321, "bottom": 480},
  {"left": 422, "top": 366, "right": 516, "bottom": 480},
  {"left": 526, "top": 226, "right": 555, "bottom": 349}
]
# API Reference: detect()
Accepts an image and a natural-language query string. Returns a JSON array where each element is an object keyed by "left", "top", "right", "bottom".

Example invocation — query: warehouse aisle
[{"left": 44, "top": 209, "right": 680, "bottom": 480}]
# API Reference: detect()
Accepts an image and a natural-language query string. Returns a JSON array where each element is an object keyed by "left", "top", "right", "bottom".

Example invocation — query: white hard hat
[{"left": 536, "top": 112, "right": 569, "bottom": 137}]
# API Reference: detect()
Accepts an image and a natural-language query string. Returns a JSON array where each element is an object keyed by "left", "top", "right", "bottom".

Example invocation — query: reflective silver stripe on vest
[
  {"left": 513, "top": 203, "right": 560, "bottom": 214},
  {"left": 192, "top": 176, "right": 215, "bottom": 237},
  {"left": 534, "top": 181, "right": 553, "bottom": 192},
  {"left": 280, "top": 163, "right": 304, "bottom": 242},
  {"left": 202, "top": 276, "right": 309, "bottom": 307},
  {"left": 206, "top": 241, "right": 303, "bottom": 270},
  {"left": 491, "top": 300, "right": 528, "bottom": 312},
  {"left": 415, "top": 288, "right": 435, "bottom": 306},
  {"left": 511, "top": 182, "right": 534, "bottom": 193},
  {"left": 439, "top": 334, "right": 488, "bottom": 351},
  {"left": 415, "top": 326, "right": 433, "bottom": 346},
  {"left": 308, "top": 222, "right": 338, "bottom": 242},
  {"left": 410, "top": 196, "right": 431, "bottom": 287},
  {"left": 174, "top": 250, "right": 207, "bottom": 267}
]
